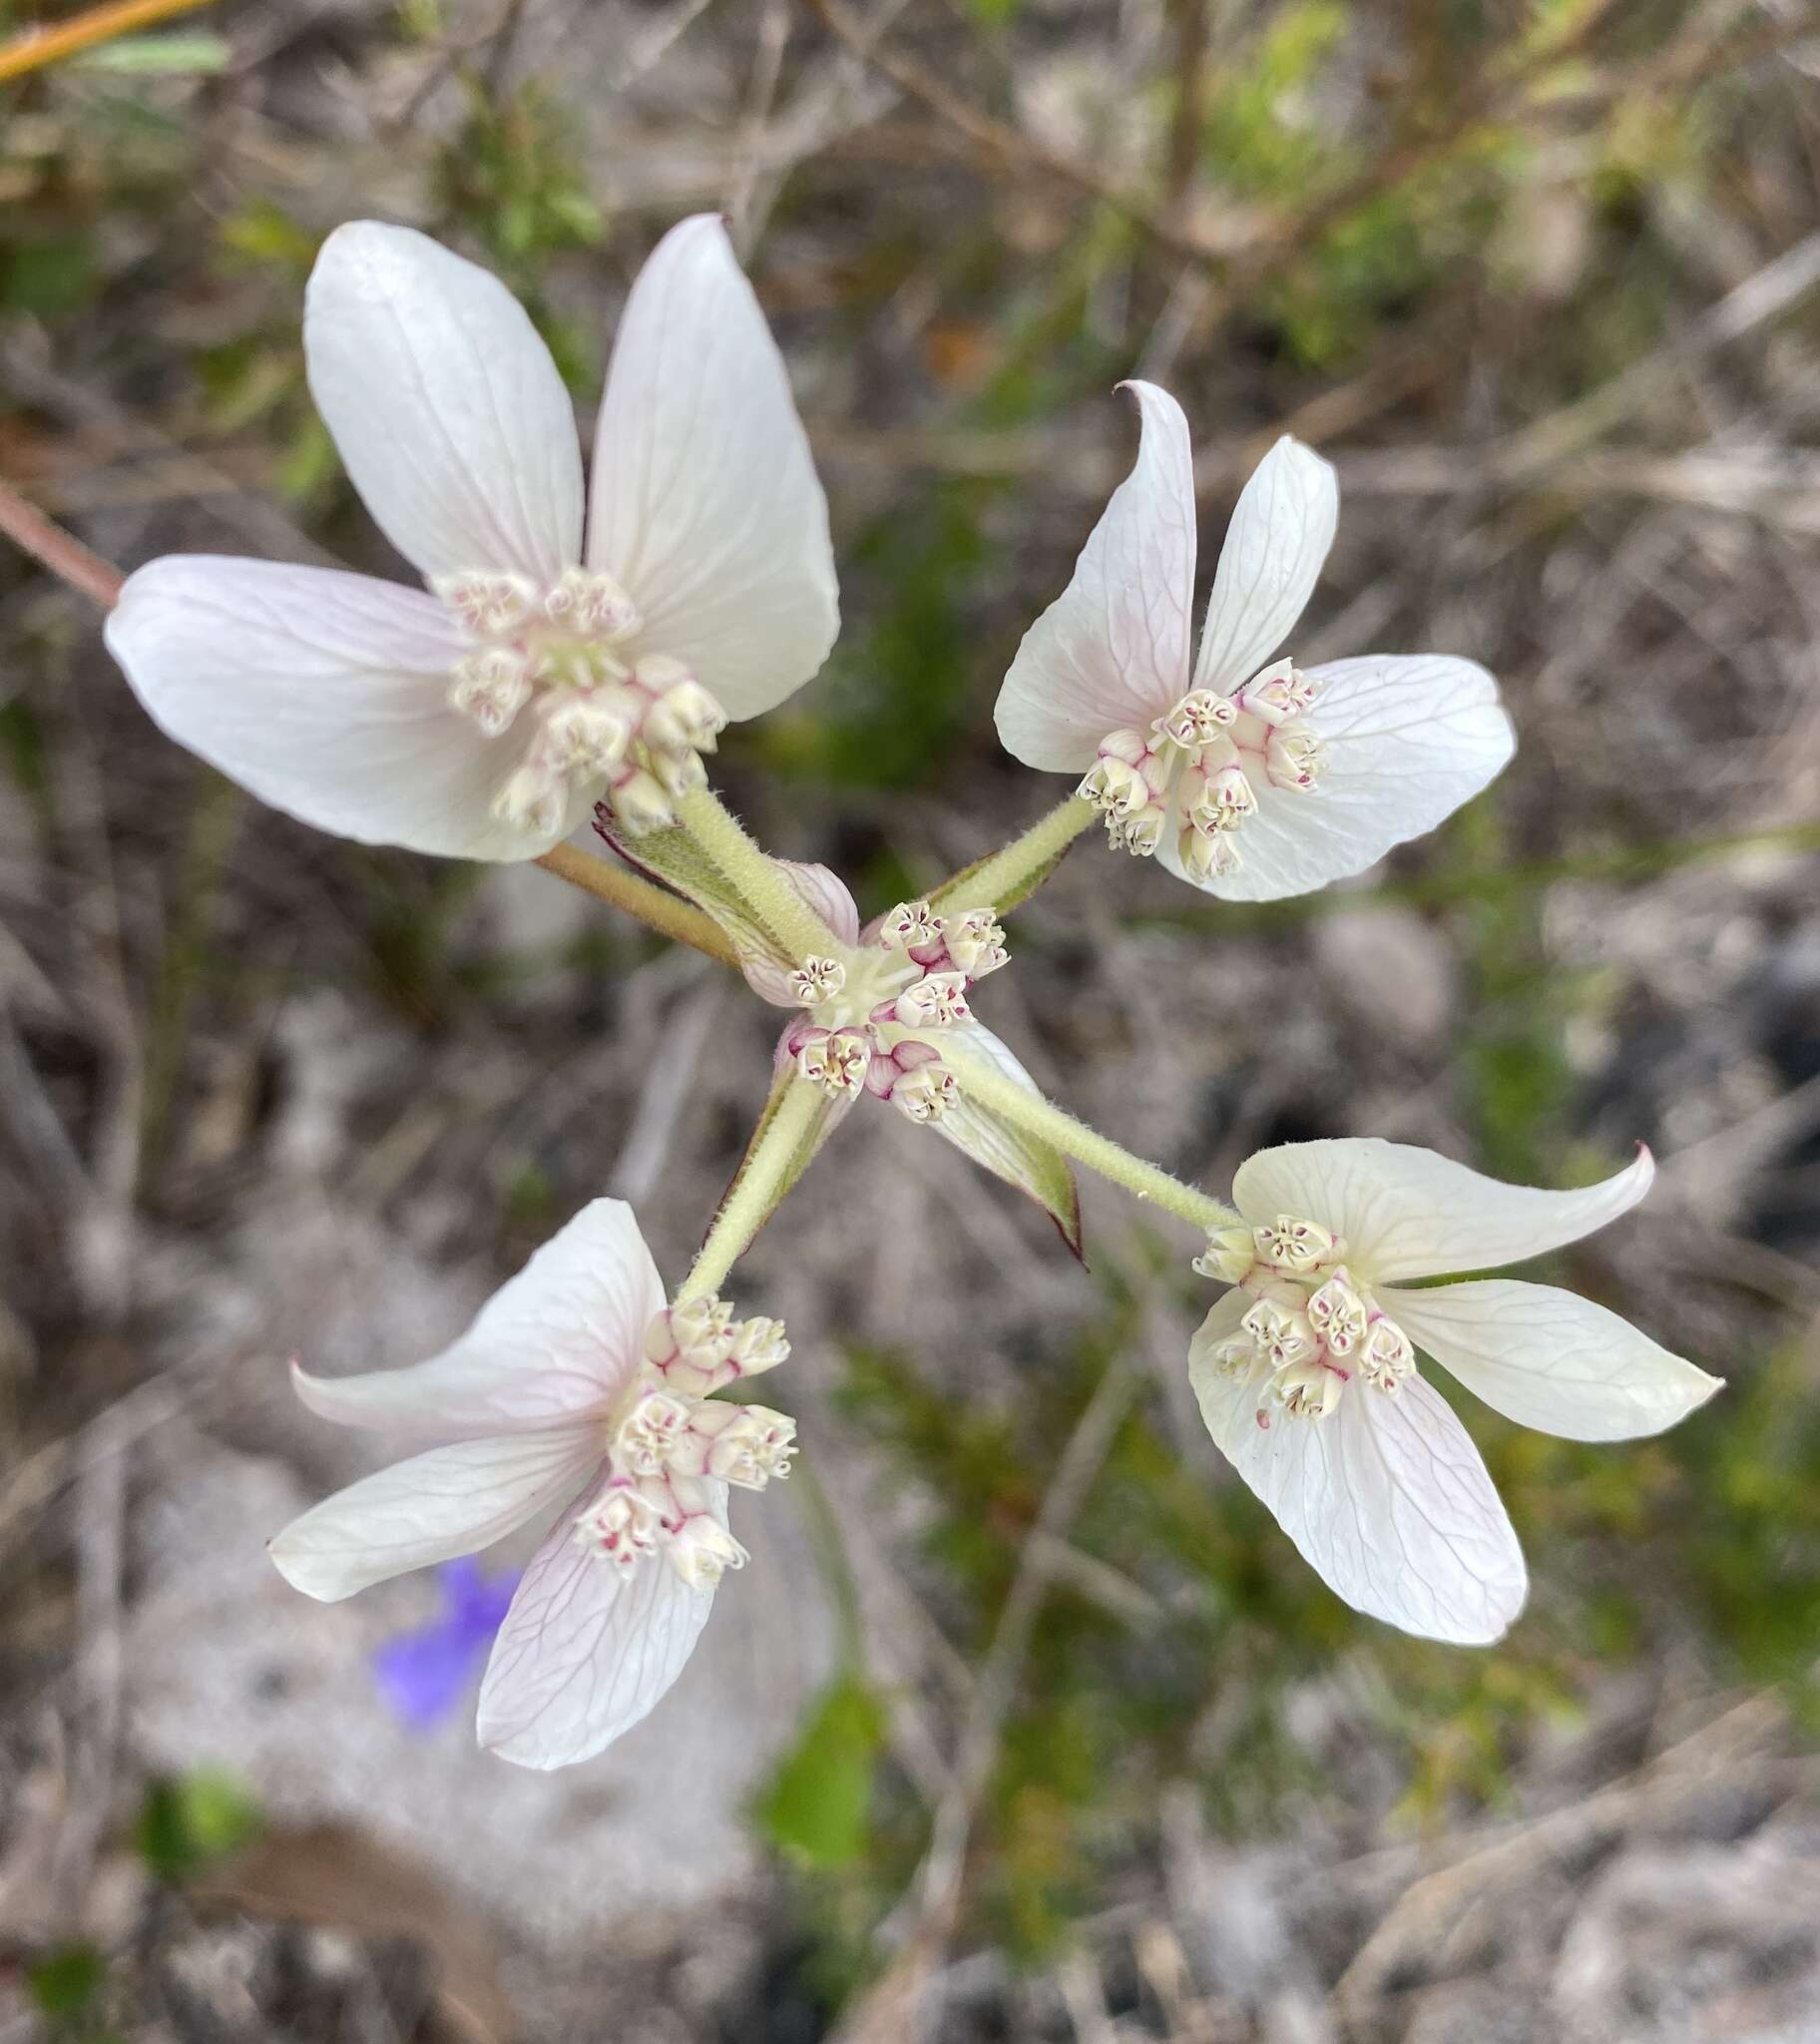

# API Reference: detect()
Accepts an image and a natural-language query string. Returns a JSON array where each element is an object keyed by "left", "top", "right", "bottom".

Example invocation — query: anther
[
  {"left": 450, "top": 648, "right": 533, "bottom": 735},
  {"left": 1156, "top": 690, "right": 1238, "bottom": 750},
  {"left": 434, "top": 570, "right": 538, "bottom": 638},
  {"left": 789, "top": 956, "right": 847, "bottom": 1007}
]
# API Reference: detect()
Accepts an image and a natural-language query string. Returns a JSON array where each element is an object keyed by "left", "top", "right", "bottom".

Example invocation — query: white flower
[
  {"left": 994, "top": 382, "right": 1515, "bottom": 901},
  {"left": 267, "top": 1200, "right": 793, "bottom": 1770},
  {"left": 1188, "top": 1139, "right": 1721, "bottom": 1645},
  {"left": 106, "top": 216, "right": 838, "bottom": 859}
]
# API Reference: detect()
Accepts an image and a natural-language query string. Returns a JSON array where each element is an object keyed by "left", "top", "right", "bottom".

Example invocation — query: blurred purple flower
[{"left": 371, "top": 1558, "right": 519, "bottom": 1730}]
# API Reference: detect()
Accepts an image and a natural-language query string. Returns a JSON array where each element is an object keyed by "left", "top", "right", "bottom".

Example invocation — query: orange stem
[{"left": 0, "top": 0, "right": 216, "bottom": 85}]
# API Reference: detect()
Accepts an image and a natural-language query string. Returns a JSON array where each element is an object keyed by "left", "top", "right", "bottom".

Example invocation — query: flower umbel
[
  {"left": 1187, "top": 1140, "right": 1721, "bottom": 1645},
  {"left": 267, "top": 1200, "right": 796, "bottom": 1770},
  {"left": 994, "top": 382, "right": 1515, "bottom": 901},
  {"left": 105, "top": 215, "right": 837, "bottom": 860}
]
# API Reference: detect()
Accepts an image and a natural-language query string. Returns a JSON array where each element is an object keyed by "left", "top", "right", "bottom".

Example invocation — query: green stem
[
  {"left": 930, "top": 793, "right": 1097, "bottom": 916},
  {"left": 675, "top": 785, "right": 841, "bottom": 966},
  {"left": 678, "top": 1077, "right": 827, "bottom": 1300},
  {"left": 939, "top": 1042, "right": 1238, "bottom": 1232}
]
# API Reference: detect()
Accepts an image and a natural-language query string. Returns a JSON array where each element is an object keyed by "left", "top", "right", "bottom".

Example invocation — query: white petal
[
  {"left": 304, "top": 222, "right": 583, "bottom": 583},
  {"left": 587, "top": 215, "right": 838, "bottom": 723},
  {"left": 933, "top": 1020, "right": 1083, "bottom": 1257},
  {"left": 1166, "top": 655, "right": 1514, "bottom": 902},
  {"left": 1385, "top": 1279, "right": 1722, "bottom": 1442},
  {"left": 105, "top": 556, "right": 587, "bottom": 860},
  {"left": 268, "top": 1429, "right": 601, "bottom": 1602},
  {"left": 1233, "top": 1139, "right": 1656, "bottom": 1284},
  {"left": 476, "top": 1482, "right": 724, "bottom": 1768},
  {"left": 292, "top": 1199, "right": 666, "bottom": 1443},
  {"left": 1191, "top": 435, "right": 1336, "bottom": 696},
  {"left": 994, "top": 380, "right": 1196, "bottom": 773},
  {"left": 1190, "top": 1335, "right": 1527, "bottom": 1646}
]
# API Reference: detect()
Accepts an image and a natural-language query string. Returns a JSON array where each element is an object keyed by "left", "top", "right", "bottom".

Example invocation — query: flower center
[
  {"left": 781, "top": 901, "right": 1008, "bottom": 1124},
  {"left": 1192, "top": 1210, "right": 1415, "bottom": 1423},
  {"left": 570, "top": 1295, "right": 794, "bottom": 1589},
  {"left": 1076, "top": 660, "right": 1326, "bottom": 881},
  {"left": 434, "top": 568, "right": 728, "bottom": 839}
]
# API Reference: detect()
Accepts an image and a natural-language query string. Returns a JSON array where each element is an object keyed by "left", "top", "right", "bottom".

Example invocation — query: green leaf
[
  {"left": 27, "top": 1944, "right": 105, "bottom": 2018},
  {"left": 135, "top": 1769, "right": 262, "bottom": 1881},
  {"left": 75, "top": 33, "right": 232, "bottom": 74},
  {"left": 753, "top": 1674, "right": 886, "bottom": 1868}
]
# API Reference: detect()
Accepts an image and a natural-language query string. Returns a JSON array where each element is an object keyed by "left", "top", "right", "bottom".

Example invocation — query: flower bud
[
  {"left": 665, "top": 1513, "right": 749, "bottom": 1589},
  {"left": 1193, "top": 1224, "right": 1258, "bottom": 1285},
  {"left": 608, "top": 766, "right": 676, "bottom": 834},
  {"left": 1234, "top": 660, "right": 1317, "bottom": 727},
  {"left": 641, "top": 667, "right": 726, "bottom": 753},
  {"left": 1265, "top": 722, "right": 1325, "bottom": 792}
]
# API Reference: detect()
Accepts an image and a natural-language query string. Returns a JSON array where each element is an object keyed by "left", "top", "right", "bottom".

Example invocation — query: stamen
[
  {"left": 1265, "top": 723, "right": 1325, "bottom": 792},
  {"left": 1193, "top": 1224, "right": 1258, "bottom": 1285},
  {"left": 938, "top": 909, "right": 1008, "bottom": 980},
  {"left": 879, "top": 901, "right": 941, "bottom": 952},
  {"left": 796, "top": 1026, "right": 871, "bottom": 1097},
  {"left": 790, "top": 956, "right": 848, "bottom": 1007},
  {"left": 1307, "top": 1274, "right": 1367, "bottom": 1357},
  {"left": 1234, "top": 660, "right": 1319, "bottom": 727},
  {"left": 615, "top": 1388, "right": 693, "bottom": 1476},
  {"left": 541, "top": 697, "right": 633, "bottom": 776},
  {"left": 1359, "top": 1311, "right": 1416, "bottom": 1392},
  {"left": 606, "top": 765, "right": 676, "bottom": 835},
  {"left": 450, "top": 648, "right": 533, "bottom": 735},
  {"left": 889, "top": 1060, "right": 958, "bottom": 1123},
  {"left": 1253, "top": 1215, "right": 1339, "bottom": 1274},
  {"left": 893, "top": 973, "right": 971, "bottom": 1029},
  {"left": 1177, "top": 826, "right": 1242, "bottom": 884},
  {"left": 1155, "top": 690, "right": 1237, "bottom": 749},
  {"left": 542, "top": 566, "right": 640, "bottom": 638},
  {"left": 434, "top": 570, "right": 538, "bottom": 637},
  {"left": 639, "top": 665, "right": 726, "bottom": 753},
  {"left": 574, "top": 1483, "right": 664, "bottom": 1574},
  {"left": 491, "top": 764, "right": 567, "bottom": 837},
  {"left": 665, "top": 1508, "right": 750, "bottom": 1589},
  {"left": 1241, "top": 1297, "right": 1320, "bottom": 1370}
]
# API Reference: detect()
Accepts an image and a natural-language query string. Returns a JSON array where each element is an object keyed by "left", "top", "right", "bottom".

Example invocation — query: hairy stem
[
  {"left": 940, "top": 1042, "right": 1238, "bottom": 1232},
  {"left": 534, "top": 842, "right": 738, "bottom": 966},
  {"left": 678, "top": 1077, "right": 826, "bottom": 1299},
  {"left": 930, "top": 794, "right": 1097, "bottom": 916},
  {"left": 675, "top": 784, "right": 840, "bottom": 965}
]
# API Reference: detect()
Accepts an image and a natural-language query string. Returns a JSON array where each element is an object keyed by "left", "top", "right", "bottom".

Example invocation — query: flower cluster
[
  {"left": 94, "top": 208, "right": 1723, "bottom": 1768},
  {"left": 269, "top": 1201, "right": 795, "bottom": 1769}
]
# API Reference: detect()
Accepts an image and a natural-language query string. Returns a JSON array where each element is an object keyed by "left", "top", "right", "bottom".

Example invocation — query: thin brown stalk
[
  {"left": 0, "top": 475, "right": 125, "bottom": 610},
  {"left": 0, "top": 0, "right": 214, "bottom": 84}
]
